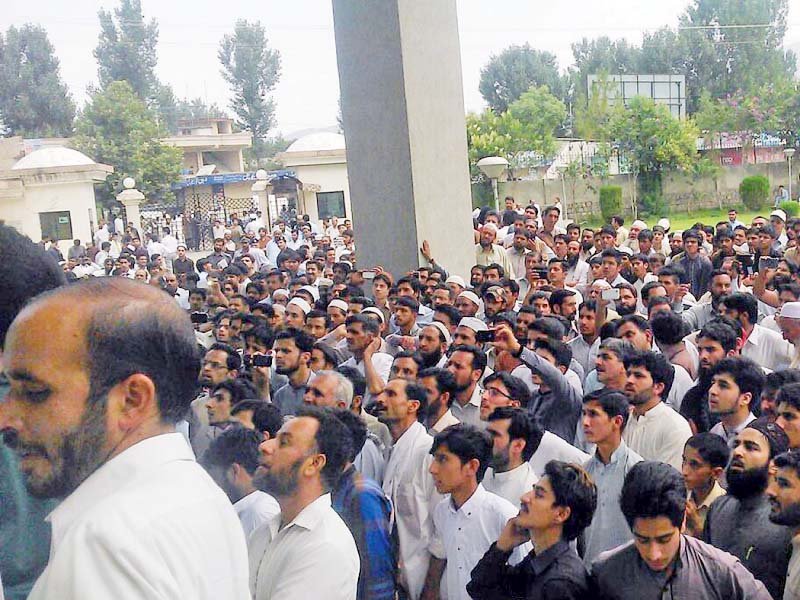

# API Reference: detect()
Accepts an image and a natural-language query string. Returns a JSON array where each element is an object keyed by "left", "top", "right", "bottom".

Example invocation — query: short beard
[
  {"left": 490, "top": 447, "right": 510, "bottom": 472},
  {"left": 769, "top": 500, "right": 800, "bottom": 527},
  {"left": 420, "top": 349, "right": 442, "bottom": 369},
  {"left": 566, "top": 255, "right": 578, "bottom": 268},
  {"left": 275, "top": 360, "right": 300, "bottom": 376},
  {"left": 253, "top": 455, "right": 305, "bottom": 498},
  {"left": 627, "top": 390, "right": 653, "bottom": 406},
  {"left": 726, "top": 465, "right": 770, "bottom": 499},
  {"left": 13, "top": 386, "right": 109, "bottom": 499},
  {"left": 616, "top": 303, "right": 637, "bottom": 316}
]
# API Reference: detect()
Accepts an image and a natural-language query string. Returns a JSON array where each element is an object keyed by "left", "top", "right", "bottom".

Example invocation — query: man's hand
[
  {"left": 398, "top": 336, "right": 417, "bottom": 351},
  {"left": 364, "top": 336, "right": 381, "bottom": 359},
  {"left": 497, "top": 516, "right": 531, "bottom": 552},
  {"left": 420, "top": 240, "right": 433, "bottom": 262},
  {"left": 492, "top": 324, "right": 521, "bottom": 356},
  {"left": 675, "top": 283, "right": 690, "bottom": 301}
]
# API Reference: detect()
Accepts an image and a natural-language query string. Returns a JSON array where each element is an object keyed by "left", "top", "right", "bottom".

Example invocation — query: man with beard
[
  {"left": 707, "top": 357, "right": 762, "bottom": 445},
  {"left": 419, "top": 367, "right": 460, "bottom": 434},
  {"left": 681, "top": 319, "right": 741, "bottom": 433},
  {"left": 565, "top": 240, "right": 590, "bottom": 288},
  {"left": 271, "top": 327, "right": 315, "bottom": 417},
  {"left": 767, "top": 450, "right": 800, "bottom": 599},
  {"left": 482, "top": 407, "right": 541, "bottom": 505},
  {"left": 475, "top": 223, "right": 515, "bottom": 279},
  {"left": 417, "top": 323, "right": 450, "bottom": 369},
  {"left": 202, "top": 427, "right": 280, "bottom": 537},
  {"left": 374, "top": 378, "right": 441, "bottom": 599},
  {"left": 506, "top": 229, "right": 530, "bottom": 282},
  {"left": 446, "top": 344, "right": 487, "bottom": 428},
  {"left": 613, "top": 282, "right": 639, "bottom": 316},
  {"left": 622, "top": 350, "right": 692, "bottom": 470},
  {"left": 704, "top": 418, "right": 793, "bottom": 599},
  {"left": 0, "top": 278, "right": 250, "bottom": 599},
  {"left": 248, "top": 406, "right": 360, "bottom": 599},
  {"left": 682, "top": 270, "right": 732, "bottom": 331}
]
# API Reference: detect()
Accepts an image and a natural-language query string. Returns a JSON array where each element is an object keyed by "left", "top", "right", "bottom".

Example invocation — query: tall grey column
[{"left": 332, "top": 0, "right": 475, "bottom": 278}]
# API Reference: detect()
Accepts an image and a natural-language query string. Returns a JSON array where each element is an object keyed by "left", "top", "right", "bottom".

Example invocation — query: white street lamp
[
  {"left": 785, "top": 148, "right": 796, "bottom": 202},
  {"left": 476, "top": 156, "right": 509, "bottom": 210}
]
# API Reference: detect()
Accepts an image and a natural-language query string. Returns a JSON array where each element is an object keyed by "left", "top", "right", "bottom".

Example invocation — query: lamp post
[
  {"left": 785, "top": 148, "right": 796, "bottom": 202},
  {"left": 476, "top": 156, "right": 509, "bottom": 211}
]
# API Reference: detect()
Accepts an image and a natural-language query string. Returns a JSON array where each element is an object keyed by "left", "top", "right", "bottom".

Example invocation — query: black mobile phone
[
  {"left": 252, "top": 354, "right": 272, "bottom": 368},
  {"left": 190, "top": 312, "right": 209, "bottom": 324},
  {"left": 759, "top": 256, "right": 780, "bottom": 270},
  {"left": 475, "top": 329, "right": 497, "bottom": 343}
]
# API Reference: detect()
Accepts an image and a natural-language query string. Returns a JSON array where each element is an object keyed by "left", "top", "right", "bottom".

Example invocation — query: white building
[
  {"left": 588, "top": 74, "right": 687, "bottom": 119},
  {"left": 0, "top": 146, "right": 113, "bottom": 254},
  {"left": 277, "top": 132, "right": 352, "bottom": 224}
]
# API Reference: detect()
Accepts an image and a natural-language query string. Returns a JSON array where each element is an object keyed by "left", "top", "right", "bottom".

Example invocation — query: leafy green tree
[
  {"left": 72, "top": 81, "right": 183, "bottom": 206},
  {"left": 218, "top": 20, "right": 281, "bottom": 162},
  {"left": 479, "top": 44, "right": 566, "bottom": 112},
  {"left": 94, "top": 0, "right": 159, "bottom": 101},
  {"left": 569, "top": 36, "right": 640, "bottom": 104},
  {"left": 0, "top": 24, "right": 75, "bottom": 137}
]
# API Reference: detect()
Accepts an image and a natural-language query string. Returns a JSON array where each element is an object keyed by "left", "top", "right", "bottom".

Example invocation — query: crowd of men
[{"left": 2, "top": 196, "right": 800, "bottom": 599}]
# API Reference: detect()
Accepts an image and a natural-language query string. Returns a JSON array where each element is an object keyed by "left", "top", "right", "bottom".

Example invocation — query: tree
[
  {"left": 569, "top": 36, "right": 640, "bottom": 105},
  {"left": 479, "top": 44, "right": 566, "bottom": 112},
  {"left": 0, "top": 24, "right": 75, "bottom": 137},
  {"left": 72, "top": 81, "right": 183, "bottom": 206},
  {"left": 467, "top": 85, "right": 566, "bottom": 176},
  {"left": 219, "top": 20, "right": 281, "bottom": 163},
  {"left": 94, "top": 0, "right": 159, "bottom": 101}
]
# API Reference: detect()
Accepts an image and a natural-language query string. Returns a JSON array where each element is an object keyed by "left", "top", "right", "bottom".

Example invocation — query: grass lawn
[{"left": 581, "top": 206, "right": 776, "bottom": 231}]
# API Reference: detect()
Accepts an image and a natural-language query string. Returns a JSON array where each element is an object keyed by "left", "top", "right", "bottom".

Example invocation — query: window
[
  {"left": 39, "top": 211, "right": 73, "bottom": 241},
  {"left": 316, "top": 191, "right": 346, "bottom": 219}
]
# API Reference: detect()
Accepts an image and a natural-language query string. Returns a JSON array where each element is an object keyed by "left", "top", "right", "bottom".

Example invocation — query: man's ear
[{"left": 109, "top": 373, "right": 158, "bottom": 432}]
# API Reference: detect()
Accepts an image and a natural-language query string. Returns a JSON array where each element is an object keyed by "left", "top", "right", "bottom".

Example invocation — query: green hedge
[
  {"left": 780, "top": 200, "right": 800, "bottom": 217},
  {"left": 739, "top": 175, "right": 770, "bottom": 211},
  {"left": 599, "top": 185, "right": 623, "bottom": 221}
]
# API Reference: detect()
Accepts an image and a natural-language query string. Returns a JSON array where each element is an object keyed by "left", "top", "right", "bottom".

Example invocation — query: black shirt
[{"left": 467, "top": 540, "right": 590, "bottom": 600}]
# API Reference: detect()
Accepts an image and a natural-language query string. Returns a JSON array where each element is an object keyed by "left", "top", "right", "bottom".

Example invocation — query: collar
[
  {"left": 593, "top": 440, "right": 628, "bottom": 467},
  {"left": 696, "top": 480, "right": 726, "bottom": 510},
  {"left": 744, "top": 324, "right": 761, "bottom": 347},
  {"left": 468, "top": 384, "right": 482, "bottom": 407},
  {"left": 432, "top": 409, "right": 458, "bottom": 432},
  {"left": 273, "top": 493, "right": 332, "bottom": 536},
  {"left": 528, "top": 540, "right": 572, "bottom": 576},
  {"left": 448, "top": 483, "right": 487, "bottom": 514},
  {"left": 48, "top": 433, "right": 194, "bottom": 552},
  {"left": 393, "top": 421, "right": 427, "bottom": 452},
  {"left": 234, "top": 490, "right": 270, "bottom": 513},
  {"left": 722, "top": 412, "right": 756, "bottom": 439},
  {"left": 487, "top": 462, "right": 531, "bottom": 483}
]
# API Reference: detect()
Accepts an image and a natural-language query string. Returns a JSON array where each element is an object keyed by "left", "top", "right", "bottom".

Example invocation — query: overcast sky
[{"left": 6, "top": 0, "right": 800, "bottom": 136}]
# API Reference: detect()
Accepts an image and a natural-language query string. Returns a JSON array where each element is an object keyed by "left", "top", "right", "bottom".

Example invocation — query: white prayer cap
[
  {"left": 657, "top": 218, "right": 671, "bottom": 232},
  {"left": 425, "top": 321, "right": 452, "bottom": 345},
  {"left": 273, "top": 289, "right": 290, "bottom": 299},
  {"left": 272, "top": 304, "right": 286, "bottom": 315},
  {"left": 445, "top": 275, "right": 466, "bottom": 288},
  {"left": 299, "top": 285, "right": 320, "bottom": 302},
  {"left": 458, "top": 317, "right": 488, "bottom": 333},
  {"left": 631, "top": 220, "right": 647, "bottom": 230},
  {"left": 328, "top": 299, "right": 348, "bottom": 313},
  {"left": 780, "top": 302, "right": 800, "bottom": 320},
  {"left": 361, "top": 307, "right": 385, "bottom": 323},
  {"left": 457, "top": 290, "right": 481, "bottom": 307},
  {"left": 287, "top": 297, "right": 311, "bottom": 314}
]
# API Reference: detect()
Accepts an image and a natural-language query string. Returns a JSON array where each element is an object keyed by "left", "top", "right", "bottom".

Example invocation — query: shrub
[
  {"left": 640, "top": 193, "right": 669, "bottom": 218},
  {"left": 739, "top": 175, "right": 770, "bottom": 211},
  {"left": 780, "top": 200, "right": 800, "bottom": 217},
  {"left": 599, "top": 185, "right": 623, "bottom": 221}
]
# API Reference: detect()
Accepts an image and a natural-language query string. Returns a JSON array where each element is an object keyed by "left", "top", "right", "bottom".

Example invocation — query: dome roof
[
  {"left": 13, "top": 146, "right": 96, "bottom": 170},
  {"left": 286, "top": 132, "right": 345, "bottom": 153}
]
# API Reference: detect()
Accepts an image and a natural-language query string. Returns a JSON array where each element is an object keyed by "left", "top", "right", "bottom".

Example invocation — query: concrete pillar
[
  {"left": 117, "top": 177, "right": 145, "bottom": 236},
  {"left": 332, "top": 0, "right": 475, "bottom": 278}
]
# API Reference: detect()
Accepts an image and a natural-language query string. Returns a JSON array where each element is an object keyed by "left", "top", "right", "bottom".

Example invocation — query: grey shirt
[
  {"left": 703, "top": 492, "right": 794, "bottom": 600},
  {"left": 591, "top": 535, "right": 771, "bottom": 599},
  {"left": 273, "top": 371, "right": 313, "bottom": 417}
]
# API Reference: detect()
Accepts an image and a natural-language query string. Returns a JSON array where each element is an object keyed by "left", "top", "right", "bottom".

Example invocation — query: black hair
[
  {"left": 331, "top": 407, "right": 368, "bottom": 461},
  {"left": 395, "top": 295, "right": 420, "bottom": 312},
  {"left": 243, "top": 325, "right": 276, "bottom": 350},
  {"left": 618, "top": 314, "right": 651, "bottom": 333},
  {"left": 231, "top": 400, "right": 283, "bottom": 438},
  {"left": 404, "top": 380, "right": 429, "bottom": 422},
  {"left": 697, "top": 319, "right": 739, "bottom": 354},
  {"left": 685, "top": 432, "right": 730, "bottom": 470},
  {"left": 345, "top": 313, "right": 380, "bottom": 336},
  {"left": 434, "top": 305, "right": 461, "bottom": 329},
  {"left": 274, "top": 326, "right": 315, "bottom": 353},
  {"left": 580, "top": 300, "right": 597, "bottom": 314},
  {"left": 544, "top": 461, "right": 598, "bottom": 541},
  {"left": 485, "top": 263, "right": 506, "bottom": 278},
  {"left": 549, "top": 289, "right": 577, "bottom": 311},
  {"left": 624, "top": 350, "right": 675, "bottom": 399},
  {"left": 418, "top": 367, "right": 457, "bottom": 406},
  {"left": 600, "top": 248, "right": 621, "bottom": 264},
  {"left": 530, "top": 317, "right": 566, "bottom": 339},
  {"left": 0, "top": 224, "right": 65, "bottom": 345},
  {"left": 533, "top": 338, "right": 572, "bottom": 368},
  {"left": 295, "top": 405, "right": 353, "bottom": 491},
  {"left": 583, "top": 389, "right": 631, "bottom": 430},
  {"left": 212, "top": 378, "right": 259, "bottom": 404},
  {"left": 777, "top": 382, "right": 800, "bottom": 411},
  {"left": 620, "top": 461, "right": 687, "bottom": 529},
  {"left": 774, "top": 450, "right": 800, "bottom": 480},
  {"left": 448, "top": 343, "right": 488, "bottom": 374},
  {"left": 396, "top": 276, "right": 422, "bottom": 296},
  {"left": 657, "top": 265, "right": 684, "bottom": 283},
  {"left": 641, "top": 281, "right": 666, "bottom": 301},
  {"left": 719, "top": 292, "right": 758, "bottom": 323},
  {"left": 710, "top": 357, "right": 765, "bottom": 406},
  {"left": 637, "top": 229, "right": 654, "bottom": 242},
  {"left": 313, "top": 341, "right": 342, "bottom": 371},
  {"left": 483, "top": 372, "right": 531, "bottom": 408},
  {"left": 650, "top": 311, "right": 688, "bottom": 346},
  {"left": 202, "top": 426, "right": 261, "bottom": 474},
  {"left": 431, "top": 423, "right": 493, "bottom": 482},
  {"left": 487, "top": 407, "right": 543, "bottom": 461}
]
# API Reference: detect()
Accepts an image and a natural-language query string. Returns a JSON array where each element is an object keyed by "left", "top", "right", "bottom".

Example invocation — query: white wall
[{"left": 293, "top": 162, "right": 352, "bottom": 225}]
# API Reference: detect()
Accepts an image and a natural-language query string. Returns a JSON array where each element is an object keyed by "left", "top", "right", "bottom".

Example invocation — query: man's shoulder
[{"left": 591, "top": 540, "right": 638, "bottom": 577}]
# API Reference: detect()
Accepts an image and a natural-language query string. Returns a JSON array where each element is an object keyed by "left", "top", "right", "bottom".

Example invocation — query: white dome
[
  {"left": 13, "top": 146, "right": 96, "bottom": 170},
  {"left": 286, "top": 132, "right": 345, "bottom": 153}
]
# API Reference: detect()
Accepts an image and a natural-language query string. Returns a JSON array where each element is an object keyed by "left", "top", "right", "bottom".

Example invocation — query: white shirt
[
  {"left": 786, "top": 534, "right": 800, "bottom": 600},
  {"left": 29, "top": 433, "right": 250, "bottom": 600},
  {"left": 382, "top": 421, "right": 442, "bottom": 600},
  {"left": 623, "top": 402, "right": 692, "bottom": 471},
  {"left": 430, "top": 409, "right": 459, "bottom": 434},
  {"left": 234, "top": 490, "right": 280, "bottom": 538},
  {"left": 341, "top": 352, "right": 394, "bottom": 384},
  {"left": 431, "top": 485, "right": 529, "bottom": 600},
  {"left": 248, "top": 493, "right": 359, "bottom": 600},
  {"left": 667, "top": 364, "right": 694, "bottom": 412},
  {"left": 742, "top": 324, "right": 794, "bottom": 372},
  {"left": 710, "top": 412, "right": 757, "bottom": 446},
  {"left": 530, "top": 431, "right": 590, "bottom": 478},
  {"left": 483, "top": 462, "right": 538, "bottom": 506}
]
